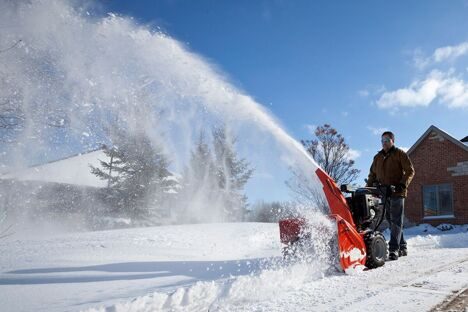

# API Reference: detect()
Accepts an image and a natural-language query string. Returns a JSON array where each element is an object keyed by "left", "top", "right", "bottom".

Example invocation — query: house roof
[
  {"left": 407, "top": 125, "right": 468, "bottom": 155},
  {"left": 0, "top": 149, "right": 110, "bottom": 188},
  {"left": 461, "top": 136, "right": 468, "bottom": 143},
  {"left": 1, "top": 149, "right": 180, "bottom": 190}
]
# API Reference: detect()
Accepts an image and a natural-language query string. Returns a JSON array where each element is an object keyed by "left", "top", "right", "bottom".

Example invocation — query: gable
[{"left": 407, "top": 125, "right": 468, "bottom": 155}]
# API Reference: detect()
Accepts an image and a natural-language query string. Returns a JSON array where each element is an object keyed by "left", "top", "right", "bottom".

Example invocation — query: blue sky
[{"left": 105, "top": 0, "right": 468, "bottom": 184}]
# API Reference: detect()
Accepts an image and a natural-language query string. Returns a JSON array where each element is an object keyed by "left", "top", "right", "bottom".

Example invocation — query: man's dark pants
[{"left": 385, "top": 197, "right": 407, "bottom": 252}]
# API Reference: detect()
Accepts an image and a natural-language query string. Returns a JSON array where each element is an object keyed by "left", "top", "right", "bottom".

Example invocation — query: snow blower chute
[{"left": 279, "top": 168, "right": 392, "bottom": 271}]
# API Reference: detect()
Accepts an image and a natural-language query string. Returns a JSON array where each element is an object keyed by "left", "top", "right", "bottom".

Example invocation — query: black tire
[{"left": 364, "top": 231, "right": 387, "bottom": 269}]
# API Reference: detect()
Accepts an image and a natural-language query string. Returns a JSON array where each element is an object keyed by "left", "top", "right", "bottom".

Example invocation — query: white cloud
[
  {"left": 376, "top": 70, "right": 468, "bottom": 110},
  {"left": 346, "top": 148, "right": 361, "bottom": 161},
  {"left": 400, "top": 146, "right": 410, "bottom": 152},
  {"left": 377, "top": 71, "right": 441, "bottom": 109},
  {"left": 433, "top": 42, "right": 468, "bottom": 63},
  {"left": 414, "top": 41, "right": 468, "bottom": 68},
  {"left": 374, "top": 42, "right": 468, "bottom": 113},
  {"left": 367, "top": 126, "right": 389, "bottom": 136}
]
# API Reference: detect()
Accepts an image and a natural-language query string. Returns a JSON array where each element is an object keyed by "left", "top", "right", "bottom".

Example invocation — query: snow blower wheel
[{"left": 364, "top": 232, "right": 387, "bottom": 268}]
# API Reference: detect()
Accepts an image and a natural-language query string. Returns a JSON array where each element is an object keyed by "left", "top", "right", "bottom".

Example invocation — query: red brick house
[{"left": 406, "top": 125, "right": 468, "bottom": 225}]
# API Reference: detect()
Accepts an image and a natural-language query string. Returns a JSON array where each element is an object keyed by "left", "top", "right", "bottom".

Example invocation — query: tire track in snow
[
  {"left": 431, "top": 287, "right": 468, "bottom": 312},
  {"left": 398, "top": 257, "right": 468, "bottom": 288},
  {"left": 339, "top": 253, "right": 468, "bottom": 311}
]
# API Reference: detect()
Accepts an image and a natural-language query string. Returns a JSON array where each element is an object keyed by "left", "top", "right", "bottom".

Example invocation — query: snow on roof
[{"left": 0, "top": 149, "right": 110, "bottom": 188}]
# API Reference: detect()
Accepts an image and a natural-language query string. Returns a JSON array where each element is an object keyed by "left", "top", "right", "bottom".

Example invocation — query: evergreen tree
[
  {"left": 90, "top": 129, "right": 177, "bottom": 220},
  {"left": 212, "top": 125, "right": 254, "bottom": 221},
  {"left": 179, "top": 131, "right": 219, "bottom": 223},
  {"left": 189, "top": 131, "right": 215, "bottom": 188}
]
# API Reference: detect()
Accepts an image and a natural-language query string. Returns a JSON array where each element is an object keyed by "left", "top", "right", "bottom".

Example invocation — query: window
[{"left": 423, "top": 184, "right": 454, "bottom": 219}]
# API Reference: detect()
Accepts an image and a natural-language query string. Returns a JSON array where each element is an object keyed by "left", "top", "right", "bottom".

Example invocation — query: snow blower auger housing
[{"left": 279, "top": 168, "right": 391, "bottom": 272}]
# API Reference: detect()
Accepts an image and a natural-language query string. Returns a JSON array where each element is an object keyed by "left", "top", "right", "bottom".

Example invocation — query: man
[{"left": 367, "top": 131, "right": 415, "bottom": 261}]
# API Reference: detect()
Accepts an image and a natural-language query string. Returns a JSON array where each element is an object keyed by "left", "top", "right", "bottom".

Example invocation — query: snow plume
[
  {"left": 0, "top": 0, "right": 327, "bottom": 234},
  {"left": 288, "top": 209, "right": 339, "bottom": 269}
]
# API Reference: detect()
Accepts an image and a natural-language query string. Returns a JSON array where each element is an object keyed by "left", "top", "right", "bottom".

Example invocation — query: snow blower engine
[{"left": 279, "top": 168, "right": 394, "bottom": 271}]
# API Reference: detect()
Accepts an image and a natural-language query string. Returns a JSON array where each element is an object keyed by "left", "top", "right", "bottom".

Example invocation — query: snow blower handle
[
  {"left": 384, "top": 184, "right": 396, "bottom": 197},
  {"left": 370, "top": 182, "right": 395, "bottom": 198}
]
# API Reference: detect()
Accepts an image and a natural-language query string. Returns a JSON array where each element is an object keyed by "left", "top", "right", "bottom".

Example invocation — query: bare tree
[
  {"left": 302, "top": 124, "right": 360, "bottom": 185},
  {"left": 285, "top": 167, "right": 330, "bottom": 213}
]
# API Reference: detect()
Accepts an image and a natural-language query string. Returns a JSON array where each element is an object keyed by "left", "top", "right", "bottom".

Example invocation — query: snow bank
[{"left": 402, "top": 224, "right": 468, "bottom": 249}]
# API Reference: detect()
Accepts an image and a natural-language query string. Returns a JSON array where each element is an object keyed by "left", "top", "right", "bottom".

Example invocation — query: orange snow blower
[{"left": 279, "top": 168, "right": 392, "bottom": 271}]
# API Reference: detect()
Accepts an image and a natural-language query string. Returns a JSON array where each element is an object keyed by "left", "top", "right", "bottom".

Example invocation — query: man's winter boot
[
  {"left": 399, "top": 249, "right": 408, "bottom": 257},
  {"left": 388, "top": 251, "right": 398, "bottom": 261}
]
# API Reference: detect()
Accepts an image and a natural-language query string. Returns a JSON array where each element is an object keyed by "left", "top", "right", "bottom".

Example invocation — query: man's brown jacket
[{"left": 366, "top": 146, "right": 415, "bottom": 197}]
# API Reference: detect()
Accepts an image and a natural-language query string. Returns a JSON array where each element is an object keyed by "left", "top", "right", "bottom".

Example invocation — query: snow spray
[{"left": 0, "top": 0, "right": 327, "bottom": 235}]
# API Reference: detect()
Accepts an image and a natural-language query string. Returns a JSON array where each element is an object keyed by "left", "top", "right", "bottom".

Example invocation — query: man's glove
[{"left": 394, "top": 183, "right": 406, "bottom": 193}]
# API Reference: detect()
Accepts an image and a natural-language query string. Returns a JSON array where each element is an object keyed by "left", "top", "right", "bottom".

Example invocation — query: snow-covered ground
[{"left": 1, "top": 223, "right": 467, "bottom": 312}]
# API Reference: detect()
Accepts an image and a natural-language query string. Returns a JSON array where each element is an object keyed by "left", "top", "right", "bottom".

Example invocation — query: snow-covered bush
[{"left": 436, "top": 223, "right": 454, "bottom": 231}]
